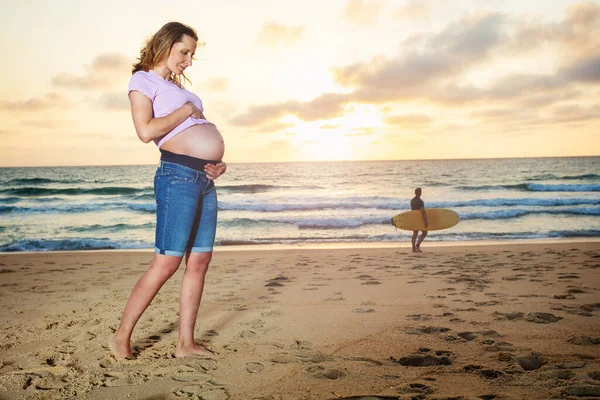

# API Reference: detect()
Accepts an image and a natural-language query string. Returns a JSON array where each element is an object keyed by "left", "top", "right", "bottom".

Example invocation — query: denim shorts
[{"left": 153, "top": 161, "right": 218, "bottom": 256}]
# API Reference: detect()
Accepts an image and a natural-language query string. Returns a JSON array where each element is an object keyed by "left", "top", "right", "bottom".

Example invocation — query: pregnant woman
[{"left": 109, "top": 22, "right": 226, "bottom": 360}]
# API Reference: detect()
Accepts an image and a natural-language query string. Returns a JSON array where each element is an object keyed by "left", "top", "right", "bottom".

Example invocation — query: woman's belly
[{"left": 161, "top": 123, "right": 225, "bottom": 161}]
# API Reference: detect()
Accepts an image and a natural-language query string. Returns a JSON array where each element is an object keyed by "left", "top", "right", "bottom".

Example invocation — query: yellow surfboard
[{"left": 391, "top": 208, "right": 460, "bottom": 231}]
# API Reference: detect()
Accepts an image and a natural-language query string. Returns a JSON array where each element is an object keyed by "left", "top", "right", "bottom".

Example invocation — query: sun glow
[
  {"left": 291, "top": 104, "right": 384, "bottom": 161},
  {"left": 304, "top": 132, "right": 355, "bottom": 161}
]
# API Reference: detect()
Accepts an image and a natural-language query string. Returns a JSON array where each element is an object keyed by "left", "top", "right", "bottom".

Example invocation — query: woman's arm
[{"left": 129, "top": 91, "right": 203, "bottom": 143}]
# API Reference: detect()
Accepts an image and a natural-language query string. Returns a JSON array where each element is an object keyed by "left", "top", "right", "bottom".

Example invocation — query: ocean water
[{"left": 0, "top": 157, "right": 598, "bottom": 252}]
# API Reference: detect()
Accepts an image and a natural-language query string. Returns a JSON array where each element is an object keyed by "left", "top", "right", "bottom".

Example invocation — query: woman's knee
[
  {"left": 186, "top": 252, "right": 212, "bottom": 274},
  {"left": 150, "top": 255, "right": 182, "bottom": 278}
]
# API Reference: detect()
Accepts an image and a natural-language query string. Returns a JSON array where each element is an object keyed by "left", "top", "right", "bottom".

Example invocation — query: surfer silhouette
[{"left": 410, "top": 188, "right": 428, "bottom": 252}]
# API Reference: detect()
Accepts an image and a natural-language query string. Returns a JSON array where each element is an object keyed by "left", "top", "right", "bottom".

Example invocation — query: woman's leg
[
  {"left": 175, "top": 181, "right": 218, "bottom": 358},
  {"left": 175, "top": 251, "right": 213, "bottom": 357},
  {"left": 109, "top": 253, "right": 182, "bottom": 360}
]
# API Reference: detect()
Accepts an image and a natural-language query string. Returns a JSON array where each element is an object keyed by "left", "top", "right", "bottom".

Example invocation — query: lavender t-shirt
[{"left": 128, "top": 70, "right": 214, "bottom": 148}]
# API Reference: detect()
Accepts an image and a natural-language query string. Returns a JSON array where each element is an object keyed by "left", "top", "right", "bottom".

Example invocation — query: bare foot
[
  {"left": 416, "top": 247, "right": 422, "bottom": 252},
  {"left": 109, "top": 335, "right": 134, "bottom": 361},
  {"left": 412, "top": 248, "right": 420, "bottom": 253},
  {"left": 175, "top": 343, "right": 215, "bottom": 358}
]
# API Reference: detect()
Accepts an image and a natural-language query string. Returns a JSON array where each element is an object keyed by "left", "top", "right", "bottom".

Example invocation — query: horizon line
[{"left": 1, "top": 154, "right": 599, "bottom": 169}]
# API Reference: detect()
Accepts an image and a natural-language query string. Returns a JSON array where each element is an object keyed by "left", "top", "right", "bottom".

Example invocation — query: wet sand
[{"left": 1, "top": 241, "right": 599, "bottom": 399}]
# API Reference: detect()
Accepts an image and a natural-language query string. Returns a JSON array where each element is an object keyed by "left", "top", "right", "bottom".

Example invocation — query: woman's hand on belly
[
  {"left": 205, "top": 162, "right": 227, "bottom": 180},
  {"left": 189, "top": 103, "right": 205, "bottom": 119}
]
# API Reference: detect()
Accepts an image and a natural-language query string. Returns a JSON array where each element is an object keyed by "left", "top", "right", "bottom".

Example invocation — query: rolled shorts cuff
[
  {"left": 155, "top": 247, "right": 185, "bottom": 257},
  {"left": 154, "top": 247, "right": 213, "bottom": 256},
  {"left": 190, "top": 246, "right": 213, "bottom": 253}
]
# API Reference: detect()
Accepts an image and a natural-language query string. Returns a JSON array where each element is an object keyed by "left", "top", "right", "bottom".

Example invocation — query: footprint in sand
[
  {"left": 568, "top": 336, "right": 600, "bottom": 346},
  {"left": 259, "top": 310, "right": 283, "bottom": 319},
  {"left": 293, "top": 339, "right": 313, "bottom": 350},
  {"left": 305, "top": 365, "right": 344, "bottom": 379},
  {"left": 398, "top": 382, "right": 434, "bottom": 395},
  {"left": 361, "top": 280, "right": 381, "bottom": 285},
  {"left": 343, "top": 357, "right": 382, "bottom": 366},
  {"left": 588, "top": 371, "right": 600, "bottom": 380},
  {"left": 493, "top": 311, "right": 525, "bottom": 321},
  {"left": 270, "top": 349, "right": 332, "bottom": 365},
  {"left": 265, "top": 276, "right": 290, "bottom": 287},
  {"left": 325, "top": 292, "right": 346, "bottom": 301},
  {"left": 558, "top": 273, "right": 581, "bottom": 280},
  {"left": 0, "top": 268, "right": 16, "bottom": 274},
  {"left": 406, "top": 313, "right": 432, "bottom": 321},
  {"left": 540, "top": 369, "right": 576, "bottom": 380},
  {"left": 514, "top": 352, "right": 548, "bottom": 371},
  {"left": 405, "top": 326, "right": 451, "bottom": 335},
  {"left": 553, "top": 294, "right": 576, "bottom": 300},
  {"left": 103, "top": 371, "right": 134, "bottom": 387},
  {"left": 550, "top": 304, "right": 596, "bottom": 317},
  {"left": 238, "top": 330, "right": 258, "bottom": 339},
  {"left": 525, "top": 312, "right": 563, "bottom": 323},
  {"left": 484, "top": 341, "right": 517, "bottom": 352},
  {"left": 463, "top": 365, "right": 505, "bottom": 379},
  {"left": 174, "top": 386, "right": 229, "bottom": 399},
  {"left": 392, "top": 348, "right": 453, "bottom": 366},
  {"left": 563, "top": 385, "right": 600, "bottom": 397},
  {"left": 246, "top": 362, "right": 264, "bottom": 373},
  {"left": 330, "top": 396, "right": 398, "bottom": 400}
]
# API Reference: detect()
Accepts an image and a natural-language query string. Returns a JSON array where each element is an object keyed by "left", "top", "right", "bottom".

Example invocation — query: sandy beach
[{"left": 1, "top": 241, "right": 599, "bottom": 399}]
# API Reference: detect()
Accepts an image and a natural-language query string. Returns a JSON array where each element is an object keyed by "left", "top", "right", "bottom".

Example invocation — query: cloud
[
  {"left": 333, "top": 12, "right": 506, "bottom": 94},
  {"left": 52, "top": 74, "right": 111, "bottom": 91},
  {"left": 510, "top": 1, "right": 600, "bottom": 60},
  {"left": 556, "top": 1, "right": 600, "bottom": 58},
  {"left": 518, "top": 90, "right": 581, "bottom": 108},
  {"left": 206, "top": 77, "right": 230, "bottom": 91},
  {"left": 52, "top": 53, "right": 132, "bottom": 90},
  {"left": 345, "top": 128, "right": 375, "bottom": 137},
  {"left": 470, "top": 103, "right": 600, "bottom": 128},
  {"left": 550, "top": 104, "right": 600, "bottom": 124},
  {"left": 485, "top": 73, "right": 565, "bottom": 98},
  {"left": 394, "top": 1, "right": 431, "bottom": 20},
  {"left": 385, "top": 114, "right": 432, "bottom": 126},
  {"left": 22, "top": 119, "right": 69, "bottom": 129},
  {"left": 560, "top": 54, "right": 600, "bottom": 82},
  {"left": 229, "top": 103, "right": 290, "bottom": 126},
  {"left": 342, "top": 0, "right": 383, "bottom": 27},
  {"left": 257, "top": 22, "right": 304, "bottom": 47},
  {"left": 338, "top": 7, "right": 599, "bottom": 107},
  {"left": 230, "top": 93, "right": 350, "bottom": 126},
  {"left": 427, "top": 13, "right": 506, "bottom": 58},
  {"left": 0, "top": 93, "right": 70, "bottom": 112},
  {"left": 98, "top": 92, "right": 130, "bottom": 111},
  {"left": 249, "top": 121, "right": 296, "bottom": 133},
  {"left": 91, "top": 53, "right": 131, "bottom": 72},
  {"left": 231, "top": 3, "right": 600, "bottom": 129}
]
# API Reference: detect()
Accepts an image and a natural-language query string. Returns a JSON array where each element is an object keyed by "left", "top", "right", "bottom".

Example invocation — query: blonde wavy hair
[{"left": 132, "top": 22, "right": 199, "bottom": 87}]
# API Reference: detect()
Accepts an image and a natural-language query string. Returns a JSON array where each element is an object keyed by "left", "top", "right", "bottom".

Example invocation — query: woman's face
[{"left": 166, "top": 34, "right": 197, "bottom": 75}]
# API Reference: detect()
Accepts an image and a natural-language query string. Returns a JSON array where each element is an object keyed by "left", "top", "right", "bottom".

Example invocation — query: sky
[{"left": 0, "top": 0, "right": 599, "bottom": 166}]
